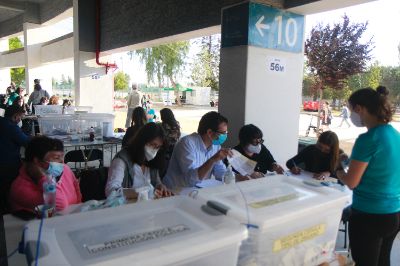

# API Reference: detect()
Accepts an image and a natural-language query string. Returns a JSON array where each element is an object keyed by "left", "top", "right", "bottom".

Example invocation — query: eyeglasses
[
  {"left": 251, "top": 138, "right": 264, "bottom": 145},
  {"left": 214, "top": 130, "right": 228, "bottom": 135}
]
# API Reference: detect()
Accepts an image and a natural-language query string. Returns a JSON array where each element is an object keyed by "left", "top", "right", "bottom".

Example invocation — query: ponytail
[{"left": 348, "top": 86, "right": 393, "bottom": 123}]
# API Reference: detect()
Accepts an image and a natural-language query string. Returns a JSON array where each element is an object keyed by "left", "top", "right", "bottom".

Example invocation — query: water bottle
[
  {"left": 224, "top": 164, "right": 236, "bottom": 184},
  {"left": 89, "top": 127, "right": 95, "bottom": 142},
  {"left": 43, "top": 174, "right": 57, "bottom": 210}
]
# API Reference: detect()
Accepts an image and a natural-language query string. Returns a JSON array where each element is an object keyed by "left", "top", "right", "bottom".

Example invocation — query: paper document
[
  {"left": 195, "top": 179, "right": 223, "bottom": 188},
  {"left": 227, "top": 149, "right": 257, "bottom": 176}
]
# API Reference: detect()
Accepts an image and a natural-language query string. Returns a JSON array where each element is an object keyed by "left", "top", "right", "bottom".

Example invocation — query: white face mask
[
  {"left": 246, "top": 144, "right": 262, "bottom": 154},
  {"left": 350, "top": 111, "right": 363, "bottom": 127},
  {"left": 144, "top": 145, "right": 159, "bottom": 161}
]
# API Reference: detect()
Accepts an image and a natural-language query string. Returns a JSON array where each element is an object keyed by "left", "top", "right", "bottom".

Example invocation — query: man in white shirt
[
  {"left": 163, "top": 111, "right": 232, "bottom": 189},
  {"left": 125, "top": 84, "right": 143, "bottom": 128}
]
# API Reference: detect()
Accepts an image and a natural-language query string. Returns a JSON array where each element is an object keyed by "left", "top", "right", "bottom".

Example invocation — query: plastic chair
[
  {"left": 64, "top": 149, "right": 103, "bottom": 169},
  {"left": 77, "top": 167, "right": 108, "bottom": 202}
]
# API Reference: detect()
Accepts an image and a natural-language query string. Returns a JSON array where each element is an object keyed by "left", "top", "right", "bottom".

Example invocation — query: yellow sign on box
[
  {"left": 273, "top": 224, "right": 326, "bottom": 252},
  {"left": 249, "top": 193, "right": 298, "bottom": 208}
]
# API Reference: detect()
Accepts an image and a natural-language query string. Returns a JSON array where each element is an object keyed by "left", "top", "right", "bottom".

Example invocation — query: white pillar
[
  {"left": 0, "top": 39, "right": 11, "bottom": 93},
  {"left": 73, "top": 0, "right": 114, "bottom": 113},
  {"left": 23, "top": 23, "right": 53, "bottom": 94},
  {"left": 219, "top": 2, "right": 305, "bottom": 164}
]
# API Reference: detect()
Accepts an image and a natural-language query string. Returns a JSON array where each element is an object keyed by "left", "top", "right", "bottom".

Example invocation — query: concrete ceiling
[
  {"left": 0, "top": 0, "right": 376, "bottom": 39},
  {"left": 0, "top": 0, "right": 47, "bottom": 22}
]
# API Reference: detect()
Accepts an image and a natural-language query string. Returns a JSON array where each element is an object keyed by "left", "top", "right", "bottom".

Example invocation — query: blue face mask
[
  {"left": 212, "top": 133, "right": 227, "bottom": 145},
  {"left": 46, "top": 162, "right": 64, "bottom": 178}
]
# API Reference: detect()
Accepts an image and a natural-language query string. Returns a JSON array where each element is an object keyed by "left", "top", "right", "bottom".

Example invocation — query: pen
[{"left": 292, "top": 159, "right": 297, "bottom": 168}]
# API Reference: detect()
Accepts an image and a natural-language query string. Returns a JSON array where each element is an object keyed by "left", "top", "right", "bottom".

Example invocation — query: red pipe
[{"left": 95, "top": 0, "right": 117, "bottom": 74}]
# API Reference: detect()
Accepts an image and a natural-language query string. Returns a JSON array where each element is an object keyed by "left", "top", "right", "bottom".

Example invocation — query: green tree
[
  {"left": 380, "top": 66, "right": 400, "bottom": 106},
  {"left": 304, "top": 15, "right": 373, "bottom": 130},
  {"left": 9, "top": 37, "right": 23, "bottom": 50},
  {"left": 114, "top": 71, "right": 130, "bottom": 91},
  {"left": 191, "top": 35, "right": 220, "bottom": 90},
  {"left": 10, "top": 68, "right": 25, "bottom": 87},
  {"left": 9, "top": 37, "right": 25, "bottom": 86},
  {"left": 365, "top": 62, "right": 381, "bottom": 88},
  {"left": 134, "top": 41, "right": 189, "bottom": 104}
]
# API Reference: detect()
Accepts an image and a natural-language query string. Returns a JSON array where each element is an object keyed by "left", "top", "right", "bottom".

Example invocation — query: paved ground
[{"left": 115, "top": 104, "right": 400, "bottom": 155}]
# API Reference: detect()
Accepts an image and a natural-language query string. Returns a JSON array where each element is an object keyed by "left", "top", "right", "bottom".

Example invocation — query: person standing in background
[
  {"left": 338, "top": 103, "right": 351, "bottom": 127},
  {"left": 125, "top": 83, "right": 142, "bottom": 128},
  {"left": 27, "top": 79, "right": 50, "bottom": 113},
  {"left": 337, "top": 86, "right": 400, "bottom": 266},
  {"left": 320, "top": 101, "right": 332, "bottom": 130}
]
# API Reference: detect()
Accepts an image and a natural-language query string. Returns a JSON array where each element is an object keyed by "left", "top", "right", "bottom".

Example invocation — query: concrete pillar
[
  {"left": 0, "top": 39, "right": 11, "bottom": 93},
  {"left": 219, "top": 2, "right": 305, "bottom": 164},
  {"left": 23, "top": 23, "right": 53, "bottom": 94},
  {"left": 72, "top": 0, "right": 114, "bottom": 113}
]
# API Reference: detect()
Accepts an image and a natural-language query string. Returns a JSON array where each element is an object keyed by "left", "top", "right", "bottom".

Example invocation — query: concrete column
[
  {"left": 73, "top": 0, "right": 114, "bottom": 113},
  {"left": 219, "top": 2, "right": 305, "bottom": 164},
  {"left": 0, "top": 39, "right": 11, "bottom": 93},
  {"left": 23, "top": 23, "right": 53, "bottom": 94}
]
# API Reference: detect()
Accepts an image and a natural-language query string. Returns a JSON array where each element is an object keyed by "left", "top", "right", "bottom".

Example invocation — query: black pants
[{"left": 349, "top": 208, "right": 400, "bottom": 266}]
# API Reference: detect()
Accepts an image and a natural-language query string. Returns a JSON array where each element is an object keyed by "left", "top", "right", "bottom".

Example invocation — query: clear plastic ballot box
[
  {"left": 23, "top": 196, "right": 248, "bottom": 266},
  {"left": 196, "top": 175, "right": 351, "bottom": 266}
]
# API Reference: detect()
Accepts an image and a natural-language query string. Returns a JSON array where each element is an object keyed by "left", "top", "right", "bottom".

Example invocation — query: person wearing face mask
[
  {"left": 0, "top": 105, "right": 30, "bottom": 214},
  {"left": 286, "top": 131, "right": 344, "bottom": 180},
  {"left": 12, "top": 95, "right": 31, "bottom": 114},
  {"left": 163, "top": 111, "right": 232, "bottom": 190},
  {"left": 233, "top": 124, "right": 284, "bottom": 180},
  {"left": 8, "top": 136, "right": 81, "bottom": 215},
  {"left": 336, "top": 86, "right": 400, "bottom": 266},
  {"left": 106, "top": 122, "right": 172, "bottom": 199}
]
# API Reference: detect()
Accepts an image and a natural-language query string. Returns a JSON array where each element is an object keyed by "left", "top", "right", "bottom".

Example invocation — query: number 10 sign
[{"left": 248, "top": 3, "right": 304, "bottom": 53}]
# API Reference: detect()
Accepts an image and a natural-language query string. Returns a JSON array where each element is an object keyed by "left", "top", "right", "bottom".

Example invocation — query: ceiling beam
[{"left": 0, "top": 0, "right": 25, "bottom": 12}]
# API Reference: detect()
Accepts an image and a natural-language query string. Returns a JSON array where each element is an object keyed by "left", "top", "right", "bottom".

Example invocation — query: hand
[
  {"left": 212, "top": 148, "right": 233, "bottom": 162},
  {"left": 154, "top": 184, "right": 174, "bottom": 198},
  {"left": 236, "top": 174, "right": 251, "bottom": 182},
  {"left": 122, "top": 188, "right": 138, "bottom": 200},
  {"left": 272, "top": 163, "right": 285, "bottom": 175},
  {"left": 250, "top": 171, "right": 264, "bottom": 179},
  {"left": 290, "top": 166, "right": 301, "bottom": 175},
  {"left": 339, "top": 153, "right": 349, "bottom": 161},
  {"left": 313, "top": 172, "right": 330, "bottom": 180},
  {"left": 336, "top": 170, "right": 345, "bottom": 180}
]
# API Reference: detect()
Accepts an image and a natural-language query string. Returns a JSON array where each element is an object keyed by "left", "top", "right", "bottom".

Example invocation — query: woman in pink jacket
[{"left": 9, "top": 136, "right": 81, "bottom": 215}]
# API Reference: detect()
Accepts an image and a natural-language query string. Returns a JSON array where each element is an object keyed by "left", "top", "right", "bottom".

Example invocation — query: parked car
[{"left": 303, "top": 101, "right": 319, "bottom": 112}]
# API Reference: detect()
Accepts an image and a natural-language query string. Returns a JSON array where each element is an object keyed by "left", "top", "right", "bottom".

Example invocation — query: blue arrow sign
[
  {"left": 221, "top": 2, "right": 304, "bottom": 53},
  {"left": 248, "top": 3, "right": 304, "bottom": 53}
]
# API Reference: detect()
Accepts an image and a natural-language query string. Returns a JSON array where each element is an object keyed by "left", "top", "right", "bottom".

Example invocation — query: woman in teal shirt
[{"left": 338, "top": 86, "right": 400, "bottom": 266}]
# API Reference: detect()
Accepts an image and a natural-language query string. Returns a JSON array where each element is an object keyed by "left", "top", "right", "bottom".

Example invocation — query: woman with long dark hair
[
  {"left": 286, "top": 131, "right": 342, "bottom": 179},
  {"left": 159, "top": 108, "right": 181, "bottom": 178},
  {"left": 122, "top": 106, "right": 147, "bottom": 147},
  {"left": 106, "top": 122, "right": 172, "bottom": 199},
  {"left": 337, "top": 86, "right": 400, "bottom": 266}
]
